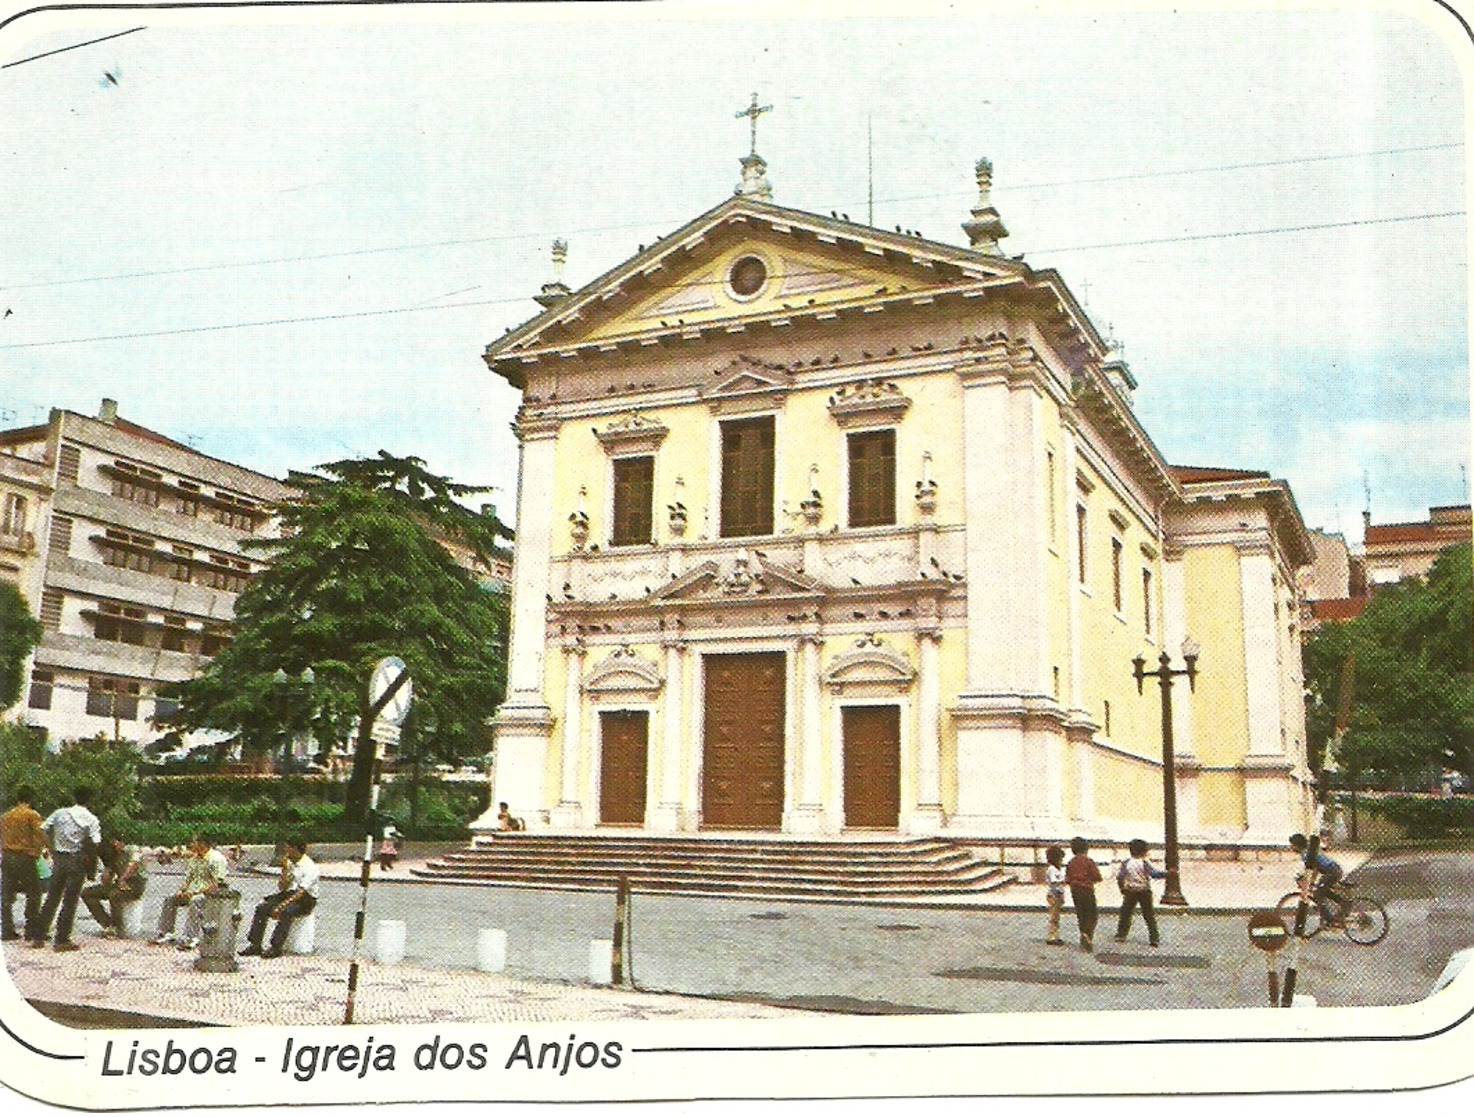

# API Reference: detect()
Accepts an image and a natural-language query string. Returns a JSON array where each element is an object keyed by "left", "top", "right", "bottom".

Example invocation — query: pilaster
[
  {"left": 786, "top": 632, "right": 828, "bottom": 833},
  {"left": 904, "top": 627, "right": 945, "bottom": 835},
  {"left": 549, "top": 641, "right": 587, "bottom": 829},
  {"left": 649, "top": 632, "right": 687, "bottom": 833}
]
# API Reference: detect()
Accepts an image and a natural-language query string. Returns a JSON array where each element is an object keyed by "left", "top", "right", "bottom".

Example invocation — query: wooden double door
[
  {"left": 843, "top": 705, "right": 901, "bottom": 829},
  {"left": 702, "top": 652, "right": 786, "bottom": 828},
  {"left": 599, "top": 710, "right": 649, "bottom": 826}
]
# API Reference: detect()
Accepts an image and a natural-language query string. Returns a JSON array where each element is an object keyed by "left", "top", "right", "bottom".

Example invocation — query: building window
[
  {"left": 153, "top": 695, "right": 180, "bottom": 722},
  {"left": 39, "top": 588, "right": 64, "bottom": 631},
  {"left": 48, "top": 514, "right": 73, "bottom": 557},
  {"left": 1142, "top": 569, "right": 1154, "bottom": 636},
  {"left": 86, "top": 677, "right": 140, "bottom": 721},
  {"left": 167, "top": 545, "right": 194, "bottom": 582},
  {"left": 58, "top": 443, "right": 81, "bottom": 485},
  {"left": 212, "top": 493, "right": 260, "bottom": 533},
  {"left": 95, "top": 602, "right": 149, "bottom": 646},
  {"left": 1111, "top": 538, "right": 1124, "bottom": 612},
  {"left": 200, "top": 625, "right": 231, "bottom": 657},
  {"left": 199, "top": 556, "right": 250, "bottom": 594},
  {"left": 847, "top": 429, "right": 897, "bottom": 528},
  {"left": 27, "top": 670, "right": 53, "bottom": 710},
  {"left": 161, "top": 616, "right": 191, "bottom": 653},
  {"left": 175, "top": 480, "right": 201, "bottom": 518},
  {"left": 1046, "top": 449, "right": 1057, "bottom": 544},
  {"left": 610, "top": 456, "right": 655, "bottom": 546},
  {"left": 720, "top": 416, "right": 775, "bottom": 538},
  {"left": 1076, "top": 505, "right": 1088, "bottom": 585},
  {"left": 1, "top": 493, "right": 26, "bottom": 535},
  {"left": 111, "top": 462, "right": 162, "bottom": 507}
]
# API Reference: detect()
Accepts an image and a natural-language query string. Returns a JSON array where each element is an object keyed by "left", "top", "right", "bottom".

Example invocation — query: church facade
[{"left": 479, "top": 152, "right": 1314, "bottom": 849}]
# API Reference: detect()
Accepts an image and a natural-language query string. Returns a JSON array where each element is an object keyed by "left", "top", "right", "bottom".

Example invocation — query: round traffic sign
[
  {"left": 1248, "top": 910, "right": 1291, "bottom": 953},
  {"left": 370, "top": 656, "right": 413, "bottom": 726}
]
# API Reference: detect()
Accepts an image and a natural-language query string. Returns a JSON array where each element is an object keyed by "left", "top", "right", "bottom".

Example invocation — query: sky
[{"left": 0, "top": 0, "right": 1469, "bottom": 545}]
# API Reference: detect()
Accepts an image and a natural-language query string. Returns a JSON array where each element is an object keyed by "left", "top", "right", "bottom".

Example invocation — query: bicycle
[{"left": 1275, "top": 877, "right": 1389, "bottom": 946}]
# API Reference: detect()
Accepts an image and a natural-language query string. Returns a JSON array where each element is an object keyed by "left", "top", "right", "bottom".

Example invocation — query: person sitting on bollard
[
  {"left": 82, "top": 837, "right": 148, "bottom": 937},
  {"left": 239, "top": 838, "right": 319, "bottom": 959},
  {"left": 152, "top": 835, "right": 228, "bottom": 950}
]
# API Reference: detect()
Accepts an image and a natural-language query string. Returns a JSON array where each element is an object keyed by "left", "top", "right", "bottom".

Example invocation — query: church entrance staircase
[{"left": 411, "top": 835, "right": 1015, "bottom": 900}]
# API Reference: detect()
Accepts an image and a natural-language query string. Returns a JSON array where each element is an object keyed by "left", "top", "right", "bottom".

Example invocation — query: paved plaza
[{"left": 4, "top": 847, "right": 1469, "bottom": 1025}]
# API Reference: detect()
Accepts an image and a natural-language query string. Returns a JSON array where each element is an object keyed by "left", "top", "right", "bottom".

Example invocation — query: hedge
[{"left": 1345, "top": 794, "right": 1474, "bottom": 841}]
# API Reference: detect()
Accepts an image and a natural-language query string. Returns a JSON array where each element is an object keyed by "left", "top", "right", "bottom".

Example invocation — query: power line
[
  {"left": 1, "top": 208, "right": 1463, "bottom": 353},
  {"left": 1, "top": 27, "right": 145, "bottom": 70},
  {"left": 1034, "top": 209, "right": 1466, "bottom": 254},
  {"left": 2, "top": 141, "right": 1461, "bottom": 293}
]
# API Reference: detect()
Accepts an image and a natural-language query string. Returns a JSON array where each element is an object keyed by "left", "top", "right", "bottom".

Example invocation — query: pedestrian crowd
[{"left": 1, "top": 784, "right": 319, "bottom": 963}]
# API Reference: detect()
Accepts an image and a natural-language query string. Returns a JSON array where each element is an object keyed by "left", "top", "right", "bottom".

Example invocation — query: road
[{"left": 141, "top": 848, "right": 1471, "bottom": 1015}]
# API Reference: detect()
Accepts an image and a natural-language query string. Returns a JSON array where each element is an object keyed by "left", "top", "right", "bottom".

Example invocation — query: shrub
[
  {"left": 1348, "top": 794, "right": 1474, "bottom": 840},
  {"left": 0, "top": 727, "right": 140, "bottom": 836}
]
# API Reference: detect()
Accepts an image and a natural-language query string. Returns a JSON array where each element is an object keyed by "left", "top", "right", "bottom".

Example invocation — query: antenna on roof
[
  {"left": 1362, "top": 470, "right": 1372, "bottom": 534},
  {"left": 867, "top": 113, "right": 874, "bottom": 227}
]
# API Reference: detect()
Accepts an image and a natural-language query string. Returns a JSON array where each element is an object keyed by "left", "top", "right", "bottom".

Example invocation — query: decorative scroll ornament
[
  {"left": 821, "top": 637, "right": 917, "bottom": 694},
  {"left": 720, "top": 548, "right": 768, "bottom": 596},
  {"left": 800, "top": 463, "right": 823, "bottom": 527},
  {"left": 827, "top": 378, "right": 912, "bottom": 428},
  {"left": 583, "top": 645, "right": 663, "bottom": 697},
  {"left": 568, "top": 486, "right": 590, "bottom": 551},
  {"left": 915, "top": 451, "right": 938, "bottom": 516},
  {"left": 668, "top": 476, "right": 688, "bottom": 538},
  {"left": 594, "top": 412, "right": 669, "bottom": 456}
]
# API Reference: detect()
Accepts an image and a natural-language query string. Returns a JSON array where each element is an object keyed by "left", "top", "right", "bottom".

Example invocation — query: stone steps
[{"left": 412, "top": 835, "right": 1016, "bottom": 899}]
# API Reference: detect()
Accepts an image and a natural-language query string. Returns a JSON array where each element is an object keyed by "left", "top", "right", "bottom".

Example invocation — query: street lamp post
[
  {"left": 1132, "top": 636, "right": 1200, "bottom": 907},
  {"left": 272, "top": 667, "right": 315, "bottom": 836}
]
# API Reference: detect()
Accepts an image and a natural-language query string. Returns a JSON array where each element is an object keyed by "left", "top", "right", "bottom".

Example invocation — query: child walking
[
  {"left": 1115, "top": 838, "right": 1167, "bottom": 947},
  {"left": 1044, "top": 845, "right": 1067, "bottom": 946},
  {"left": 1065, "top": 836, "right": 1102, "bottom": 952}
]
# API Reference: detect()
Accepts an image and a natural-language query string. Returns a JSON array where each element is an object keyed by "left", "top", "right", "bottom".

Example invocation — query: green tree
[
  {"left": 164, "top": 456, "right": 511, "bottom": 825},
  {"left": 1, "top": 581, "right": 43, "bottom": 709},
  {"left": 0, "top": 724, "right": 141, "bottom": 835},
  {"left": 1304, "top": 542, "right": 1474, "bottom": 788}
]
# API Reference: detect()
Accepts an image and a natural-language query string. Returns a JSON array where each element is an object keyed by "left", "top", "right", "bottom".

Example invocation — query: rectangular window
[
  {"left": 161, "top": 617, "right": 190, "bottom": 653},
  {"left": 153, "top": 695, "right": 180, "bottom": 722},
  {"left": 39, "top": 588, "right": 64, "bottom": 631},
  {"left": 1112, "top": 538, "right": 1124, "bottom": 611},
  {"left": 48, "top": 514, "right": 73, "bottom": 557},
  {"left": 1103, "top": 699, "right": 1112, "bottom": 736},
  {"left": 720, "top": 416, "right": 775, "bottom": 538},
  {"left": 175, "top": 480, "right": 201, "bottom": 518},
  {"left": 847, "top": 429, "right": 897, "bottom": 528},
  {"left": 86, "top": 677, "right": 139, "bottom": 721},
  {"left": 94, "top": 603, "right": 148, "bottom": 646},
  {"left": 1076, "top": 505, "right": 1088, "bottom": 585},
  {"left": 1, "top": 493, "right": 25, "bottom": 535},
  {"left": 28, "top": 670, "right": 53, "bottom": 710},
  {"left": 1142, "top": 569, "right": 1154, "bottom": 635},
  {"left": 610, "top": 456, "right": 655, "bottom": 546},
  {"left": 201, "top": 626, "right": 231, "bottom": 657},
  {"left": 111, "top": 462, "right": 162, "bottom": 507},
  {"left": 1046, "top": 449, "right": 1057, "bottom": 544}
]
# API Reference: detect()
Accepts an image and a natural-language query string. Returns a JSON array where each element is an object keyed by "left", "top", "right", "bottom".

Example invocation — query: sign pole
[{"left": 343, "top": 657, "right": 412, "bottom": 1025}]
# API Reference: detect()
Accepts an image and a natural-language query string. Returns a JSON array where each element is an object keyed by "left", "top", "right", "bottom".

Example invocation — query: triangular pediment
[
  {"left": 650, "top": 553, "right": 822, "bottom": 602},
  {"left": 486, "top": 195, "right": 1030, "bottom": 378}
]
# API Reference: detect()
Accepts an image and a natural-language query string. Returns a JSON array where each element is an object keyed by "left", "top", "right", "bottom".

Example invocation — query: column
[
  {"left": 787, "top": 634, "right": 827, "bottom": 833},
  {"left": 649, "top": 637, "right": 686, "bottom": 833},
  {"left": 483, "top": 422, "right": 558, "bottom": 834},
  {"left": 905, "top": 628, "right": 945, "bottom": 834},
  {"left": 1161, "top": 545, "right": 1201, "bottom": 841},
  {"left": 1238, "top": 540, "right": 1293, "bottom": 841},
  {"left": 549, "top": 641, "right": 586, "bottom": 829}
]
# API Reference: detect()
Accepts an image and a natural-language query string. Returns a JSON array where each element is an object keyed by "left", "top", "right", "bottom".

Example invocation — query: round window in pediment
[{"left": 727, "top": 254, "right": 769, "bottom": 300}]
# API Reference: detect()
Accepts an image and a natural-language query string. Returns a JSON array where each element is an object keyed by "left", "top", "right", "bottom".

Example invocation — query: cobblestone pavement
[
  {"left": 5, "top": 849, "right": 1465, "bottom": 1024},
  {"left": 1, "top": 935, "right": 810, "bottom": 1026}
]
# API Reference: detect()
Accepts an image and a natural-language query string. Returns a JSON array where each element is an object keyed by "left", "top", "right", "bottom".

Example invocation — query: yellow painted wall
[
  {"left": 1196, "top": 770, "right": 1248, "bottom": 831},
  {"left": 1181, "top": 545, "right": 1250, "bottom": 768},
  {"left": 937, "top": 628, "right": 968, "bottom": 816},
  {"left": 1093, "top": 749, "right": 1163, "bottom": 823}
]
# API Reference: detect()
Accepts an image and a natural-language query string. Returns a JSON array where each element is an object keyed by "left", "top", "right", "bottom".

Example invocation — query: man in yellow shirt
[{"left": 2, "top": 786, "right": 47, "bottom": 942}]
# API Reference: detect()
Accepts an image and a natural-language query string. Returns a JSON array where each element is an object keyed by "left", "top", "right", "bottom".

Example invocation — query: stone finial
[
  {"left": 961, "top": 156, "right": 1009, "bottom": 254},
  {"left": 535, "top": 239, "right": 573, "bottom": 309},
  {"left": 736, "top": 153, "right": 773, "bottom": 201}
]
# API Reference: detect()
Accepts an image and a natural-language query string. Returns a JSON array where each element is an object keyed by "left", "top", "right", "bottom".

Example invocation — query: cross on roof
[{"left": 735, "top": 92, "right": 772, "bottom": 157}]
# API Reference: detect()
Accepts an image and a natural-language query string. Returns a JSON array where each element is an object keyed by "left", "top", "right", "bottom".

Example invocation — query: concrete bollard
[
  {"left": 1291, "top": 994, "right": 1318, "bottom": 1009},
  {"left": 475, "top": 929, "right": 507, "bottom": 973},
  {"left": 588, "top": 939, "right": 614, "bottom": 985},
  {"left": 375, "top": 919, "right": 407, "bottom": 965}
]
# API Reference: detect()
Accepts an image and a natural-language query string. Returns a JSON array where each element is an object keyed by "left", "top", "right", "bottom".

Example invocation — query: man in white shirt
[
  {"left": 31, "top": 787, "right": 103, "bottom": 952},
  {"left": 152, "top": 835, "right": 229, "bottom": 950},
  {"left": 239, "top": 839, "right": 319, "bottom": 959}
]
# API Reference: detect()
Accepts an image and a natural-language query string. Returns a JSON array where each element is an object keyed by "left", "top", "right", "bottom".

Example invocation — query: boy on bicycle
[{"left": 1288, "top": 833, "right": 1345, "bottom": 929}]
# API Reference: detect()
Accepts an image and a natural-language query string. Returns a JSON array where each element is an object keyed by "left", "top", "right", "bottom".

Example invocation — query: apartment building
[{"left": 0, "top": 400, "right": 295, "bottom": 747}]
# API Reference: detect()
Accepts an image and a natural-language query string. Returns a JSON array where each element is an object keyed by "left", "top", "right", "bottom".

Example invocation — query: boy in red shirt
[{"left": 1065, "top": 836, "right": 1103, "bottom": 952}]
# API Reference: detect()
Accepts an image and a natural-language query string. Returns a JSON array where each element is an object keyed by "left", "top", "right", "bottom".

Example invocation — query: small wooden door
[
  {"left": 702, "top": 652, "right": 786, "bottom": 828},
  {"left": 843, "top": 705, "right": 901, "bottom": 829},
  {"left": 599, "top": 711, "right": 649, "bottom": 826}
]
